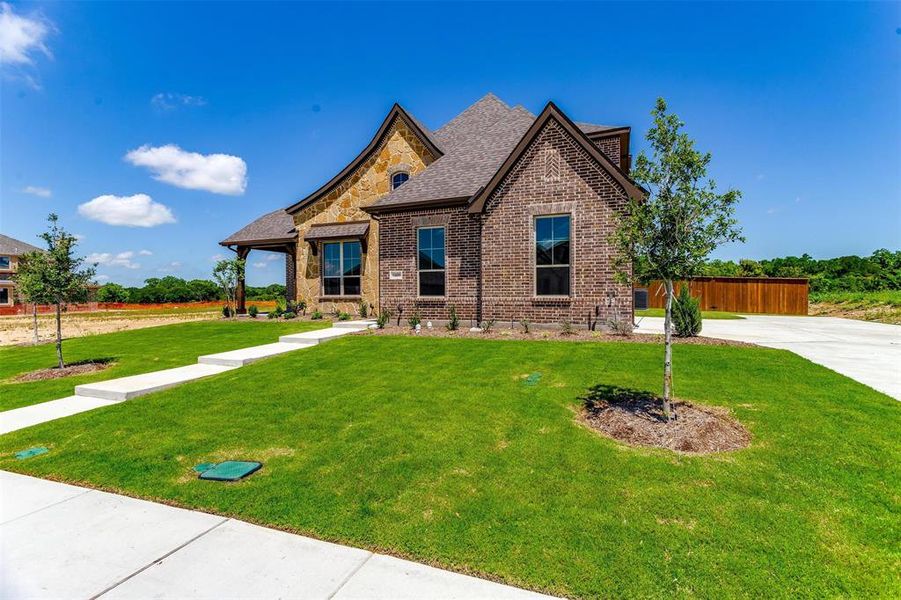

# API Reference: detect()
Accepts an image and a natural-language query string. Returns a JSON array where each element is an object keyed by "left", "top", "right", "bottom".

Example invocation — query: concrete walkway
[
  {"left": 0, "top": 471, "right": 553, "bottom": 600},
  {"left": 635, "top": 314, "right": 901, "bottom": 399},
  {"left": 0, "top": 321, "right": 373, "bottom": 435}
]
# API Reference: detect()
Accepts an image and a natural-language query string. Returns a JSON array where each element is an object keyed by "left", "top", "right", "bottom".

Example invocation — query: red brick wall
[
  {"left": 591, "top": 135, "right": 621, "bottom": 167},
  {"left": 376, "top": 119, "right": 632, "bottom": 328}
]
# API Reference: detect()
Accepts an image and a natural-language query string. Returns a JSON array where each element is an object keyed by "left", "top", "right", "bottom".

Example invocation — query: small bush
[
  {"left": 358, "top": 300, "right": 368, "bottom": 319},
  {"left": 267, "top": 310, "right": 279, "bottom": 320},
  {"left": 672, "top": 285, "right": 702, "bottom": 337},
  {"left": 606, "top": 316, "right": 633, "bottom": 336},
  {"left": 283, "top": 311, "right": 297, "bottom": 320},
  {"left": 407, "top": 310, "right": 422, "bottom": 329},
  {"left": 222, "top": 305, "right": 233, "bottom": 318},
  {"left": 376, "top": 308, "right": 391, "bottom": 329},
  {"left": 519, "top": 319, "right": 531, "bottom": 334},
  {"left": 311, "top": 310, "right": 323, "bottom": 320},
  {"left": 446, "top": 305, "right": 460, "bottom": 331},
  {"left": 248, "top": 304, "right": 259, "bottom": 318},
  {"left": 480, "top": 318, "right": 495, "bottom": 333},
  {"left": 285, "top": 300, "right": 297, "bottom": 314},
  {"left": 560, "top": 319, "right": 574, "bottom": 335},
  {"left": 296, "top": 299, "right": 307, "bottom": 315},
  {"left": 338, "top": 312, "right": 351, "bottom": 321},
  {"left": 275, "top": 297, "right": 287, "bottom": 313}
]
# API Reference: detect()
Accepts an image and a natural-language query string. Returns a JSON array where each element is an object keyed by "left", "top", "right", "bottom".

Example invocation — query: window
[
  {"left": 418, "top": 227, "right": 445, "bottom": 296},
  {"left": 0, "top": 256, "right": 9, "bottom": 270},
  {"left": 0, "top": 288, "right": 8, "bottom": 305},
  {"left": 535, "top": 215, "right": 570, "bottom": 296},
  {"left": 391, "top": 172, "right": 410, "bottom": 189},
  {"left": 322, "top": 240, "right": 362, "bottom": 296}
]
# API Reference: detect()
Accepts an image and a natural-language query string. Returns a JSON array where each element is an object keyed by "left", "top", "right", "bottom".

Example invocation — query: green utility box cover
[
  {"left": 15, "top": 447, "right": 49, "bottom": 460},
  {"left": 198, "top": 461, "right": 262, "bottom": 482},
  {"left": 524, "top": 373, "right": 542, "bottom": 386}
]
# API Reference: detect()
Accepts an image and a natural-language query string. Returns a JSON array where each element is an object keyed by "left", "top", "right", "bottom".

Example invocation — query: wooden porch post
[{"left": 236, "top": 247, "right": 249, "bottom": 315}]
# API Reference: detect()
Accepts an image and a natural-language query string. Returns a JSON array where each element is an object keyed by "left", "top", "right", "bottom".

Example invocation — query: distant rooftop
[{"left": 0, "top": 233, "right": 42, "bottom": 256}]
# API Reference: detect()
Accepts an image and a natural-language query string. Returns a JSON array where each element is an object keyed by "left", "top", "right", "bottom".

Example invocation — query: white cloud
[
  {"left": 78, "top": 194, "right": 176, "bottom": 227},
  {"left": 210, "top": 253, "right": 225, "bottom": 262},
  {"left": 156, "top": 261, "right": 182, "bottom": 273},
  {"left": 87, "top": 251, "right": 141, "bottom": 269},
  {"left": 124, "top": 144, "right": 247, "bottom": 195},
  {"left": 21, "top": 185, "right": 51, "bottom": 197},
  {"left": 94, "top": 274, "right": 110, "bottom": 283},
  {"left": 151, "top": 92, "right": 207, "bottom": 111},
  {"left": 252, "top": 261, "right": 267, "bottom": 268},
  {"left": 265, "top": 254, "right": 281, "bottom": 261},
  {"left": 0, "top": 2, "right": 51, "bottom": 65},
  {"left": 138, "top": 249, "right": 153, "bottom": 256}
]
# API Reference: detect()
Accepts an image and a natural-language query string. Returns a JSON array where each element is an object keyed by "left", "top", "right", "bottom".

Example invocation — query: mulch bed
[
  {"left": 12, "top": 359, "right": 115, "bottom": 383},
  {"left": 579, "top": 386, "right": 751, "bottom": 454},
  {"left": 360, "top": 324, "right": 753, "bottom": 347}
]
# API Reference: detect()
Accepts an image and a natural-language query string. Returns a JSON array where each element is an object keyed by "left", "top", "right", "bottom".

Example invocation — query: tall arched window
[{"left": 391, "top": 171, "right": 410, "bottom": 190}]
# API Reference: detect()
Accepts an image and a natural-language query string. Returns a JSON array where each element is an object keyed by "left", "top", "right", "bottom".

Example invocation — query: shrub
[
  {"left": 267, "top": 310, "right": 279, "bottom": 320},
  {"left": 275, "top": 297, "right": 287, "bottom": 313},
  {"left": 338, "top": 312, "right": 351, "bottom": 321},
  {"left": 560, "top": 319, "right": 574, "bottom": 335},
  {"left": 519, "top": 319, "right": 530, "bottom": 334},
  {"left": 311, "top": 310, "right": 323, "bottom": 320},
  {"left": 672, "top": 284, "right": 702, "bottom": 337},
  {"left": 606, "top": 316, "right": 633, "bottom": 336},
  {"left": 446, "top": 305, "right": 459, "bottom": 331},
  {"left": 285, "top": 300, "right": 297, "bottom": 314},
  {"left": 222, "top": 305, "right": 233, "bottom": 318},
  {"left": 358, "top": 300, "right": 368, "bottom": 318},
  {"left": 407, "top": 310, "right": 422, "bottom": 329},
  {"left": 296, "top": 299, "right": 307, "bottom": 315},
  {"left": 283, "top": 311, "right": 297, "bottom": 320},
  {"left": 480, "top": 318, "right": 495, "bottom": 333},
  {"left": 376, "top": 308, "right": 391, "bottom": 329},
  {"left": 248, "top": 304, "right": 259, "bottom": 318}
]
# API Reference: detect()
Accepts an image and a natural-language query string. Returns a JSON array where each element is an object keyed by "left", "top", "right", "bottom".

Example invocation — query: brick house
[
  {"left": 0, "top": 233, "right": 42, "bottom": 308},
  {"left": 221, "top": 94, "right": 643, "bottom": 326}
]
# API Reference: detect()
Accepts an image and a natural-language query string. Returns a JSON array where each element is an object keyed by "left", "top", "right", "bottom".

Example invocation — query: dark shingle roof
[
  {"left": 370, "top": 94, "right": 627, "bottom": 209},
  {"left": 304, "top": 221, "right": 370, "bottom": 241},
  {"left": 220, "top": 209, "right": 297, "bottom": 246},
  {"left": 0, "top": 233, "right": 42, "bottom": 256}
]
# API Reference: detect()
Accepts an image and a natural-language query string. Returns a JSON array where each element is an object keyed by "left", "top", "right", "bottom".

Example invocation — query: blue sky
[{"left": 2, "top": 1, "right": 898, "bottom": 287}]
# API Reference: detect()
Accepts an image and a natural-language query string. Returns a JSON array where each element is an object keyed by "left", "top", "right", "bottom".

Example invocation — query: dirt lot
[{"left": 0, "top": 309, "right": 219, "bottom": 346}]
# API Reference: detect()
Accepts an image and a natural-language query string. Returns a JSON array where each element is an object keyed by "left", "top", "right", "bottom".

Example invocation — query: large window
[
  {"left": 535, "top": 215, "right": 570, "bottom": 296},
  {"left": 418, "top": 227, "right": 445, "bottom": 297},
  {"left": 322, "top": 240, "right": 361, "bottom": 296}
]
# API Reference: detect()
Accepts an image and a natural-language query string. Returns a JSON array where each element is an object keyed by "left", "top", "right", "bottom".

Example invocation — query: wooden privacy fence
[{"left": 636, "top": 277, "right": 809, "bottom": 315}]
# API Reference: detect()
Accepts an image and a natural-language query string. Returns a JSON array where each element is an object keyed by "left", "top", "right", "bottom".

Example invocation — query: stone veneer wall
[{"left": 291, "top": 118, "right": 435, "bottom": 315}]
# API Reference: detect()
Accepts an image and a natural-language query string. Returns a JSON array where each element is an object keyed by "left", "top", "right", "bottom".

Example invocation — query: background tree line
[{"left": 95, "top": 276, "right": 285, "bottom": 304}]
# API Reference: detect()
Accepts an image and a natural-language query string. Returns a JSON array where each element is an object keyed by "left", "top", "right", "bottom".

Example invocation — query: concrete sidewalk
[
  {"left": 635, "top": 314, "right": 901, "bottom": 399},
  {"left": 0, "top": 471, "right": 553, "bottom": 600}
]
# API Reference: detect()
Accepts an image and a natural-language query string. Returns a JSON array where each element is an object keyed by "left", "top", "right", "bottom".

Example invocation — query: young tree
[
  {"left": 26, "top": 214, "right": 96, "bottom": 367},
  {"left": 13, "top": 251, "right": 51, "bottom": 344},
  {"left": 613, "top": 98, "right": 743, "bottom": 421},
  {"left": 212, "top": 257, "right": 245, "bottom": 319}
]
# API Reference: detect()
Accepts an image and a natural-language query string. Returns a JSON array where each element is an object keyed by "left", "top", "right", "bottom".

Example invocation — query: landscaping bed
[
  {"left": 11, "top": 359, "right": 116, "bottom": 383},
  {"left": 1, "top": 335, "right": 896, "bottom": 598}
]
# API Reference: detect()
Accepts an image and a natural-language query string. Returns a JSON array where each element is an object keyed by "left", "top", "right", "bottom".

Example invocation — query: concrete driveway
[{"left": 635, "top": 315, "right": 901, "bottom": 400}]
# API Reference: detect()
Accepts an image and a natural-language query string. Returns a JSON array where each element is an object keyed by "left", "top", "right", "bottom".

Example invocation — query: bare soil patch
[
  {"left": 363, "top": 324, "right": 752, "bottom": 347},
  {"left": 579, "top": 385, "right": 751, "bottom": 454},
  {"left": 11, "top": 359, "right": 116, "bottom": 383},
  {"left": 0, "top": 313, "right": 217, "bottom": 346}
]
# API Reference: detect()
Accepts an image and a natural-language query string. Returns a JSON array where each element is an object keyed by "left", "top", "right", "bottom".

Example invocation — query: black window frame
[
  {"left": 321, "top": 239, "right": 362, "bottom": 297},
  {"left": 417, "top": 226, "right": 446, "bottom": 297},
  {"left": 534, "top": 214, "right": 571, "bottom": 297}
]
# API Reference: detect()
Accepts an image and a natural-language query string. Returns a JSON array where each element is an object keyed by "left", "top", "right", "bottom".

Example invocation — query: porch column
[
  {"left": 236, "top": 247, "right": 249, "bottom": 314},
  {"left": 285, "top": 244, "right": 297, "bottom": 302}
]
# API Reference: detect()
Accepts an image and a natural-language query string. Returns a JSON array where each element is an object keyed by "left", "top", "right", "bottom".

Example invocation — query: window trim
[
  {"left": 534, "top": 214, "right": 572, "bottom": 298},
  {"left": 391, "top": 171, "right": 410, "bottom": 190},
  {"left": 320, "top": 239, "right": 363, "bottom": 298},
  {"left": 416, "top": 225, "right": 446, "bottom": 298}
]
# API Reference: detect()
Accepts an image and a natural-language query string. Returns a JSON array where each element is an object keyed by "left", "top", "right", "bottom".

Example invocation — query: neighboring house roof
[
  {"left": 467, "top": 102, "right": 646, "bottom": 213},
  {"left": 284, "top": 103, "right": 443, "bottom": 215},
  {"left": 366, "top": 94, "right": 633, "bottom": 212},
  {"left": 303, "top": 221, "right": 370, "bottom": 241},
  {"left": 219, "top": 209, "right": 297, "bottom": 246},
  {"left": 0, "top": 233, "right": 42, "bottom": 256}
]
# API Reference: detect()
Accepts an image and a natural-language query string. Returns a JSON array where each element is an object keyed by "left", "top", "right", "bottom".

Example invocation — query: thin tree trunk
[
  {"left": 662, "top": 278, "right": 674, "bottom": 421},
  {"left": 55, "top": 302, "right": 64, "bottom": 369},
  {"left": 32, "top": 303, "right": 39, "bottom": 344}
]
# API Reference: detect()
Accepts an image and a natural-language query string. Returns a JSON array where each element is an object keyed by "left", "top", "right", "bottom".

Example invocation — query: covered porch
[{"left": 219, "top": 209, "right": 297, "bottom": 314}]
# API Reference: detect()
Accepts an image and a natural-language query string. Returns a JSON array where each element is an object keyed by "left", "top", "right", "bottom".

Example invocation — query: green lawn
[
  {"left": 0, "top": 319, "right": 329, "bottom": 411},
  {"left": 1, "top": 334, "right": 896, "bottom": 598},
  {"left": 635, "top": 308, "right": 744, "bottom": 319}
]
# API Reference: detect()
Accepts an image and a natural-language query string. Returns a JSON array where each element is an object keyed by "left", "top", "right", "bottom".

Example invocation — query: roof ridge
[{"left": 434, "top": 92, "right": 512, "bottom": 136}]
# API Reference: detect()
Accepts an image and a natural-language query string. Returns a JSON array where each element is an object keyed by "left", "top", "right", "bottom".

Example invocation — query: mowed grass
[
  {"left": 635, "top": 308, "right": 744, "bottom": 319},
  {"left": 0, "top": 319, "right": 329, "bottom": 411},
  {"left": 1, "top": 335, "right": 897, "bottom": 598}
]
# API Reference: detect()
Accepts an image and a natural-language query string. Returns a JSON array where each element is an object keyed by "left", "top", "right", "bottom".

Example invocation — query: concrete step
[
  {"left": 0, "top": 396, "right": 120, "bottom": 435},
  {"left": 74, "top": 364, "right": 237, "bottom": 402},
  {"left": 332, "top": 320, "right": 376, "bottom": 329},
  {"left": 279, "top": 327, "right": 367, "bottom": 344},
  {"left": 198, "top": 342, "right": 313, "bottom": 367}
]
